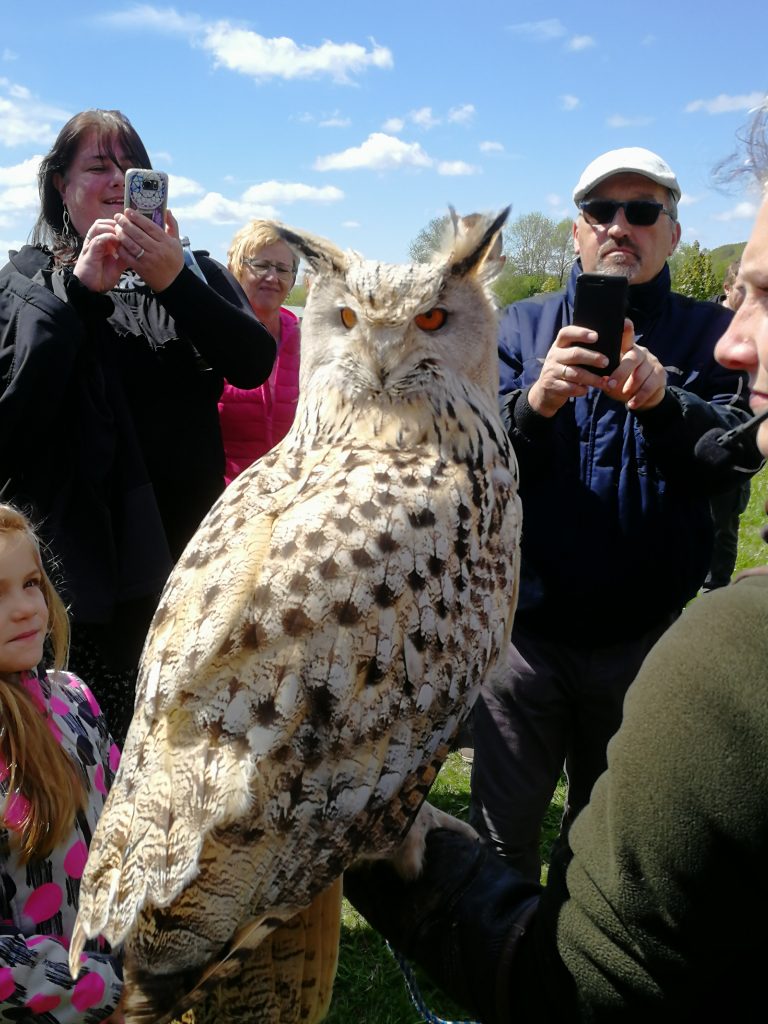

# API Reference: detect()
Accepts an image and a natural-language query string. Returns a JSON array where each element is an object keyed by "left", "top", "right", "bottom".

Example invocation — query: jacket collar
[{"left": 8, "top": 244, "right": 52, "bottom": 279}]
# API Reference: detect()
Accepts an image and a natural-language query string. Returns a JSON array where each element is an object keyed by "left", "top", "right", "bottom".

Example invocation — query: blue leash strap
[{"left": 386, "top": 942, "right": 481, "bottom": 1024}]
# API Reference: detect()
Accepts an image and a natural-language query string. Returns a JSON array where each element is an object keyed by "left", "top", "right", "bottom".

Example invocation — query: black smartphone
[{"left": 572, "top": 273, "right": 628, "bottom": 375}]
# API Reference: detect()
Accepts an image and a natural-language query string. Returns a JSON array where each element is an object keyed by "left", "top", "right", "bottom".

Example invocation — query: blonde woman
[{"left": 219, "top": 220, "right": 301, "bottom": 482}]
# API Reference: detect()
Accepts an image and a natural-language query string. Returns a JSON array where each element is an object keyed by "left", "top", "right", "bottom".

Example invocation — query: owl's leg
[
  {"left": 121, "top": 914, "right": 284, "bottom": 1024},
  {"left": 188, "top": 878, "right": 342, "bottom": 1024},
  {"left": 124, "top": 883, "right": 343, "bottom": 1024},
  {"left": 362, "top": 801, "right": 479, "bottom": 880}
]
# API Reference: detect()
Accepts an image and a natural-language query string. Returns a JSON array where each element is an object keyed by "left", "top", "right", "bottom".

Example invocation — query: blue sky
[{"left": 2, "top": 1, "right": 767, "bottom": 267}]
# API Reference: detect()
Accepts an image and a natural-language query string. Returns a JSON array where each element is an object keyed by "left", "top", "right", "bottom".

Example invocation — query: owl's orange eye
[
  {"left": 340, "top": 307, "right": 358, "bottom": 329},
  {"left": 414, "top": 308, "right": 448, "bottom": 332}
]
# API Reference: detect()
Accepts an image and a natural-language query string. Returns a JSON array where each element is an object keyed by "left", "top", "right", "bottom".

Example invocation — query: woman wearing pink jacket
[{"left": 219, "top": 220, "right": 301, "bottom": 483}]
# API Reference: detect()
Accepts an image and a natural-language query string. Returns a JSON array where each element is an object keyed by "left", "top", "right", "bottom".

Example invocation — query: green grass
[
  {"left": 327, "top": 466, "right": 768, "bottom": 1023},
  {"left": 736, "top": 463, "right": 768, "bottom": 573}
]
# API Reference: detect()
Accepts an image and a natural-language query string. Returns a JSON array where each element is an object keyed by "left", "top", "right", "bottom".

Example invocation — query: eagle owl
[{"left": 70, "top": 209, "right": 522, "bottom": 1023}]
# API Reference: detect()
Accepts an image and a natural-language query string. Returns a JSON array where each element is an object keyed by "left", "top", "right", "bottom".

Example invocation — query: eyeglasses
[
  {"left": 578, "top": 199, "right": 674, "bottom": 227},
  {"left": 242, "top": 258, "right": 296, "bottom": 279}
]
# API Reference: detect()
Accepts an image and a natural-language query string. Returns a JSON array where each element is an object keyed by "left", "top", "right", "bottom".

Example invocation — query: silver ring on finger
[
  {"left": 562, "top": 364, "right": 568, "bottom": 381},
  {"left": 136, "top": 247, "right": 145, "bottom": 260}
]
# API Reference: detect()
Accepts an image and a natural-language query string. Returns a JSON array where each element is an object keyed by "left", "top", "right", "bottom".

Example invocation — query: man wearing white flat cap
[{"left": 470, "top": 146, "right": 761, "bottom": 881}]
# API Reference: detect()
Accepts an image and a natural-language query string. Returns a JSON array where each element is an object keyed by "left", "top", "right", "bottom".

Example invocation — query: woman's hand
[
  {"left": 72, "top": 219, "right": 131, "bottom": 293},
  {"left": 114, "top": 208, "right": 185, "bottom": 292}
]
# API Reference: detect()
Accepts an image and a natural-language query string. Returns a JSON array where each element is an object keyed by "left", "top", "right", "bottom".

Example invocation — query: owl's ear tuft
[
  {"left": 276, "top": 225, "right": 349, "bottom": 276},
  {"left": 448, "top": 207, "right": 510, "bottom": 280}
]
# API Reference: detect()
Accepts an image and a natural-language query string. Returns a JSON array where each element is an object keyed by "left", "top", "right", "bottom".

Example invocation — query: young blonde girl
[{"left": 0, "top": 503, "right": 122, "bottom": 1022}]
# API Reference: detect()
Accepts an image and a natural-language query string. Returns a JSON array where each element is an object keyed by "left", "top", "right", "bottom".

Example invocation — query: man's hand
[
  {"left": 527, "top": 324, "right": 613, "bottom": 417},
  {"left": 605, "top": 321, "right": 667, "bottom": 411}
]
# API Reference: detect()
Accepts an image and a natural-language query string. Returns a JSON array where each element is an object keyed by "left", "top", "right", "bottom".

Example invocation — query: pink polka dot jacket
[{"left": 0, "top": 669, "right": 122, "bottom": 1022}]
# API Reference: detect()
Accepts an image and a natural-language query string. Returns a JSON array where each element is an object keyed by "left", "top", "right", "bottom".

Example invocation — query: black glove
[{"left": 344, "top": 829, "right": 540, "bottom": 1023}]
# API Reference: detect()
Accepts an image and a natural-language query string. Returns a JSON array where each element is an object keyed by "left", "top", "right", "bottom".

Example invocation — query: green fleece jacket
[{"left": 514, "top": 574, "right": 768, "bottom": 1022}]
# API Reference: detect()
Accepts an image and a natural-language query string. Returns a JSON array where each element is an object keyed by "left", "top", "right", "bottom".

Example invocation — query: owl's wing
[{"left": 71, "top": 450, "right": 336, "bottom": 962}]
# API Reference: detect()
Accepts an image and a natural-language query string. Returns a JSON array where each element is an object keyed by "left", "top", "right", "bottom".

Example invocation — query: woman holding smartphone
[{"left": 0, "top": 109, "right": 276, "bottom": 742}]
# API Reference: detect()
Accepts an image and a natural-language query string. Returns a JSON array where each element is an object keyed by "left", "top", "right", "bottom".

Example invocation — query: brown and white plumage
[{"left": 70, "top": 209, "right": 521, "bottom": 1022}]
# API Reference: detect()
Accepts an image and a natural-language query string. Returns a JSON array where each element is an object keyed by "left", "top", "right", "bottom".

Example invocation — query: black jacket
[{"left": 0, "top": 245, "right": 275, "bottom": 627}]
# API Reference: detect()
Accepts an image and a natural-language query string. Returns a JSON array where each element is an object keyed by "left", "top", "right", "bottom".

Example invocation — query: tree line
[
  {"left": 285, "top": 214, "right": 743, "bottom": 309},
  {"left": 407, "top": 212, "right": 743, "bottom": 305}
]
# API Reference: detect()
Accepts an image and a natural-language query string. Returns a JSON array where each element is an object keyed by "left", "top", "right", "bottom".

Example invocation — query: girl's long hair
[{"left": 0, "top": 504, "right": 85, "bottom": 862}]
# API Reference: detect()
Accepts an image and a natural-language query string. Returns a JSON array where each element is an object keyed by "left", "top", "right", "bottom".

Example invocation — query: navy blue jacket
[{"left": 499, "top": 261, "right": 755, "bottom": 643}]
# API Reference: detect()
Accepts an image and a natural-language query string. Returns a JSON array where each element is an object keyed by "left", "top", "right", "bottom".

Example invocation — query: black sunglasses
[{"left": 578, "top": 199, "right": 674, "bottom": 227}]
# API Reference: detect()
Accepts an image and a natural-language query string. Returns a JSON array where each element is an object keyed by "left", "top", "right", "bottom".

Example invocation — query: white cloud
[
  {"left": 2, "top": 49, "right": 18, "bottom": 61},
  {"left": 0, "top": 184, "right": 39, "bottom": 211},
  {"left": 0, "top": 82, "right": 70, "bottom": 147},
  {"left": 382, "top": 105, "right": 474, "bottom": 132},
  {"left": 164, "top": 178, "right": 345, "bottom": 228},
  {"left": 607, "top": 114, "right": 654, "bottom": 128},
  {"left": 167, "top": 174, "right": 205, "bottom": 197},
  {"left": 678, "top": 193, "right": 701, "bottom": 207},
  {"left": 447, "top": 104, "right": 475, "bottom": 124},
  {"left": 410, "top": 106, "right": 440, "bottom": 129},
  {"left": 97, "top": 7, "right": 393, "bottom": 84},
  {"left": 713, "top": 201, "right": 759, "bottom": 222},
  {"left": 506, "top": 20, "right": 593, "bottom": 51},
  {"left": 314, "top": 133, "right": 432, "bottom": 172},
  {"left": 241, "top": 181, "right": 344, "bottom": 204},
  {"left": 4, "top": 82, "right": 30, "bottom": 100},
  {"left": 568, "top": 35, "right": 595, "bottom": 51},
  {"left": 205, "top": 29, "right": 392, "bottom": 85},
  {"left": 0, "top": 154, "right": 40, "bottom": 232},
  {"left": 507, "top": 19, "right": 566, "bottom": 40},
  {"left": 0, "top": 235, "right": 27, "bottom": 252},
  {"left": 173, "top": 191, "right": 277, "bottom": 224},
  {"left": 0, "top": 155, "right": 42, "bottom": 187},
  {"left": 546, "top": 193, "right": 569, "bottom": 217},
  {"left": 437, "top": 160, "right": 479, "bottom": 176},
  {"left": 150, "top": 150, "right": 174, "bottom": 165},
  {"left": 342, "top": 220, "right": 360, "bottom": 228},
  {"left": 560, "top": 94, "right": 580, "bottom": 111},
  {"left": 479, "top": 141, "right": 504, "bottom": 153},
  {"left": 290, "top": 109, "right": 350, "bottom": 128},
  {"left": 685, "top": 91, "right": 766, "bottom": 115},
  {"left": 97, "top": 5, "right": 204, "bottom": 35}
]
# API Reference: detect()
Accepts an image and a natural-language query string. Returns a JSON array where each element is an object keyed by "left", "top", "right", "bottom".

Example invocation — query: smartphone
[
  {"left": 124, "top": 168, "right": 169, "bottom": 228},
  {"left": 572, "top": 273, "right": 628, "bottom": 376}
]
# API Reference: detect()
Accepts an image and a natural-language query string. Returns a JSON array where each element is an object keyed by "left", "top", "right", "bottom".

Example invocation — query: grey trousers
[{"left": 469, "top": 614, "right": 677, "bottom": 881}]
